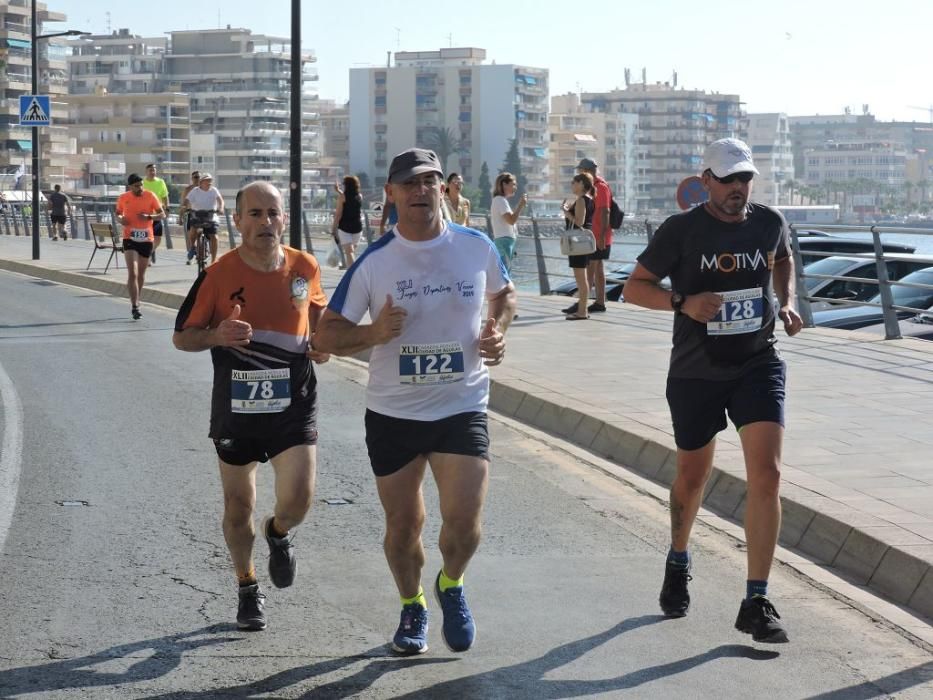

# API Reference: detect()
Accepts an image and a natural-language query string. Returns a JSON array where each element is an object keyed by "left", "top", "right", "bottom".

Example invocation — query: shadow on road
[
  {"left": 0, "top": 625, "right": 238, "bottom": 696},
  {"left": 393, "top": 615, "right": 780, "bottom": 699},
  {"left": 802, "top": 660, "right": 933, "bottom": 700}
]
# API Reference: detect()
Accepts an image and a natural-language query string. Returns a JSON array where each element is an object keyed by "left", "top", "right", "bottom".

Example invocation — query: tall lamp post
[
  {"left": 31, "top": 0, "right": 88, "bottom": 259},
  {"left": 288, "top": 0, "right": 301, "bottom": 249}
]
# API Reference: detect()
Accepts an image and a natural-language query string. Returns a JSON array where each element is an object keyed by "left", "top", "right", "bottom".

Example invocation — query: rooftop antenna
[
  {"left": 105, "top": 11, "right": 111, "bottom": 34},
  {"left": 446, "top": 33, "right": 452, "bottom": 47},
  {"left": 394, "top": 27, "right": 401, "bottom": 50}
]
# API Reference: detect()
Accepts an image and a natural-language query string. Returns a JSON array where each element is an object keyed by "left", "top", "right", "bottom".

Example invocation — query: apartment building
[
  {"left": 548, "top": 93, "right": 638, "bottom": 213},
  {"left": 164, "top": 28, "right": 322, "bottom": 203},
  {"left": 0, "top": 0, "right": 73, "bottom": 191},
  {"left": 582, "top": 83, "right": 744, "bottom": 212},
  {"left": 68, "top": 29, "right": 166, "bottom": 96},
  {"left": 349, "top": 48, "right": 550, "bottom": 195},
  {"left": 745, "top": 113, "right": 794, "bottom": 206},
  {"left": 61, "top": 91, "right": 190, "bottom": 186}
]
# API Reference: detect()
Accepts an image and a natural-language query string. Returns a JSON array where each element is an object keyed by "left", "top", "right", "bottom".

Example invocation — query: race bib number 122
[{"left": 399, "top": 342, "right": 465, "bottom": 385}]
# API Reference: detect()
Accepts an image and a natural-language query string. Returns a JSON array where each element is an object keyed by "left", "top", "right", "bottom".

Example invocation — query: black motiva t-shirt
[{"left": 637, "top": 203, "right": 791, "bottom": 379}]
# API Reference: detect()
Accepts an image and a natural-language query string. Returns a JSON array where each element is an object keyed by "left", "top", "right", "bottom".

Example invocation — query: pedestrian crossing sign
[{"left": 19, "top": 95, "right": 51, "bottom": 126}]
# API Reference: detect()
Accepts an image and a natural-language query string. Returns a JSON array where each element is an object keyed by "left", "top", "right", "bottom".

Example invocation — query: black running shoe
[
  {"left": 735, "top": 596, "right": 789, "bottom": 643},
  {"left": 588, "top": 302, "right": 607, "bottom": 313},
  {"left": 659, "top": 561, "right": 692, "bottom": 617},
  {"left": 237, "top": 583, "right": 267, "bottom": 631},
  {"left": 261, "top": 515, "right": 296, "bottom": 588},
  {"left": 131, "top": 307, "right": 142, "bottom": 320},
  {"left": 561, "top": 302, "right": 579, "bottom": 314}
]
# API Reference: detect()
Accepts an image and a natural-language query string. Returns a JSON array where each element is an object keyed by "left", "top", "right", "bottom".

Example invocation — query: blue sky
[{"left": 49, "top": 0, "right": 932, "bottom": 123}]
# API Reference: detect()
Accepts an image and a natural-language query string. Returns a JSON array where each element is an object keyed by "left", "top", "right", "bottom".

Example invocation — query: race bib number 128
[{"left": 707, "top": 288, "right": 764, "bottom": 336}]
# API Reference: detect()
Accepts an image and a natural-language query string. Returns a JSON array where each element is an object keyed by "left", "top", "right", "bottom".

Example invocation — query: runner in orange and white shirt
[
  {"left": 173, "top": 181, "right": 329, "bottom": 632},
  {"left": 115, "top": 173, "right": 164, "bottom": 320}
]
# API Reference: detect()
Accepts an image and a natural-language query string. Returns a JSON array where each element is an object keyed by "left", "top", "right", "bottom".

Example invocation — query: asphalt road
[{"left": 0, "top": 270, "right": 931, "bottom": 699}]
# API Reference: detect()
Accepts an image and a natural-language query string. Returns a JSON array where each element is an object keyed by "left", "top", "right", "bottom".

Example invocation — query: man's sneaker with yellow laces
[
  {"left": 391, "top": 603, "right": 428, "bottom": 655},
  {"left": 434, "top": 572, "right": 476, "bottom": 652},
  {"left": 735, "top": 595, "right": 789, "bottom": 643}
]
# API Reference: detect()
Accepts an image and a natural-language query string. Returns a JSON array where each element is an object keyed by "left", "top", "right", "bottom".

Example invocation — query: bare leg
[
  {"left": 218, "top": 460, "right": 260, "bottom": 578},
  {"left": 376, "top": 457, "right": 429, "bottom": 598},
  {"left": 670, "top": 439, "right": 717, "bottom": 551},
  {"left": 738, "top": 422, "right": 784, "bottom": 581}
]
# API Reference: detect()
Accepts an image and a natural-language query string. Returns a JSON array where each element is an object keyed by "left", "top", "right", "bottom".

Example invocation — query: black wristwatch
[{"left": 670, "top": 292, "right": 685, "bottom": 313}]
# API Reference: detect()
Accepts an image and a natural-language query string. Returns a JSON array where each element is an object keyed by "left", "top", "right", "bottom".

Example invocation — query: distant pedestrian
[
  {"left": 623, "top": 137, "right": 803, "bottom": 644},
  {"left": 445, "top": 173, "right": 471, "bottom": 226},
  {"left": 576, "top": 158, "right": 612, "bottom": 314},
  {"left": 332, "top": 175, "right": 364, "bottom": 267},
  {"left": 46, "top": 184, "right": 71, "bottom": 241},
  {"left": 490, "top": 172, "right": 527, "bottom": 272},
  {"left": 378, "top": 199, "right": 398, "bottom": 237},
  {"left": 561, "top": 173, "right": 596, "bottom": 320}
]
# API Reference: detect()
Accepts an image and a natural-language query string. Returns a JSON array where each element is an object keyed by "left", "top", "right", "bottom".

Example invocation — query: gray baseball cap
[{"left": 388, "top": 148, "right": 443, "bottom": 183}]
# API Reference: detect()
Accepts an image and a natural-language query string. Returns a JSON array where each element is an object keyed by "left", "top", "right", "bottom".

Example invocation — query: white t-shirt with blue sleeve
[{"left": 328, "top": 223, "right": 511, "bottom": 420}]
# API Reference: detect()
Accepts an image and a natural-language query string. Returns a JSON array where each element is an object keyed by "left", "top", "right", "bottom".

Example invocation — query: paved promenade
[{"left": 1, "top": 234, "right": 931, "bottom": 631}]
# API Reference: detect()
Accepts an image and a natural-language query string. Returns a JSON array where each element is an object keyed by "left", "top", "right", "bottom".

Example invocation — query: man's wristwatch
[{"left": 670, "top": 292, "right": 685, "bottom": 313}]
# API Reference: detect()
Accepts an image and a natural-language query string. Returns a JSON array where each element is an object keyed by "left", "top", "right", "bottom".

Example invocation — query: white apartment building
[
  {"left": 745, "top": 113, "right": 794, "bottom": 206},
  {"left": 549, "top": 93, "right": 638, "bottom": 213},
  {"left": 349, "top": 48, "right": 550, "bottom": 195},
  {"left": 582, "top": 83, "right": 744, "bottom": 212},
  {"left": 802, "top": 142, "right": 908, "bottom": 187},
  {"left": 164, "top": 28, "right": 322, "bottom": 203},
  {"left": 0, "top": 0, "right": 74, "bottom": 191}
]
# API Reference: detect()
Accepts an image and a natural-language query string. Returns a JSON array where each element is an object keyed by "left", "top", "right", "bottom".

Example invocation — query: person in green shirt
[{"left": 143, "top": 163, "right": 170, "bottom": 263}]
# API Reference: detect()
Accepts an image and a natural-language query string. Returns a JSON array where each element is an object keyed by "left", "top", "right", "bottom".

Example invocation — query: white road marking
[{"left": 0, "top": 359, "right": 23, "bottom": 552}]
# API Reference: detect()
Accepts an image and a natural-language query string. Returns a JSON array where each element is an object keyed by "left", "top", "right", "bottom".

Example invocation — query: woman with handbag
[{"left": 562, "top": 172, "right": 596, "bottom": 320}]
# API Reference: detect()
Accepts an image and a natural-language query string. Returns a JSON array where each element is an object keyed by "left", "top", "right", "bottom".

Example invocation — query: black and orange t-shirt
[{"left": 175, "top": 246, "right": 328, "bottom": 438}]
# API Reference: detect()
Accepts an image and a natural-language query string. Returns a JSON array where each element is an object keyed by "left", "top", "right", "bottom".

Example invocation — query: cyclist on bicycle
[{"left": 184, "top": 172, "right": 224, "bottom": 266}]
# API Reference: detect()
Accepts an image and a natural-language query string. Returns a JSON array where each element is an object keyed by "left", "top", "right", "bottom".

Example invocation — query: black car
[
  {"left": 811, "top": 267, "right": 933, "bottom": 330},
  {"left": 549, "top": 263, "right": 636, "bottom": 299}
]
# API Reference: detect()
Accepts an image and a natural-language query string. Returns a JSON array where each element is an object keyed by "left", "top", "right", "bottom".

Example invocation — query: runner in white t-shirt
[{"left": 316, "top": 148, "right": 517, "bottom": 657}]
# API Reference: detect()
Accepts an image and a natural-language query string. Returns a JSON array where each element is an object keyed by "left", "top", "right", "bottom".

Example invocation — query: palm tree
[{"left": 422, "top": 127, "right": 466, "bottom": 174}]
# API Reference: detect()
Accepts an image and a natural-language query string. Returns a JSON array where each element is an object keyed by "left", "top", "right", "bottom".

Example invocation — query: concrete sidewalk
[{"left": 1, "top": 234, "right": 932, "bottom": 627}]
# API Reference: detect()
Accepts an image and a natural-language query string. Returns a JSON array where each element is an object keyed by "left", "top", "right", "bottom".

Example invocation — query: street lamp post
[{"left": 30, "top": 0, "right": 89, "bottom": 260}]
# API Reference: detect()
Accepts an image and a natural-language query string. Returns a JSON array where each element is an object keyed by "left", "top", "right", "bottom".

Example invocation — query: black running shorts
[
  {"left": 665, "top": 357, "right": 786, "bottom": 451},
  {"left": 213, "top": 427, "right": 318, "bottom": 467},
  {"left": 364, "top": 409, "right": 489, "bottom": 477},
  {"left": 123, "top": 239, "right": 153, "bottom": 258}
]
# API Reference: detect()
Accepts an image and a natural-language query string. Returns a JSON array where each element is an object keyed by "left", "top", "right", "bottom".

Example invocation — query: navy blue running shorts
[
  {"left": 665, "top": 357, "right": 786, "bottom": 451},
  {"left": 152, "top": 220, "right": 163, "bottom": 237},
  {"left": 364, "top": 409, "right": 489, "bottom": 477},
  {"left": 213, "top": 427, "right": 318, "bottom": 467}
]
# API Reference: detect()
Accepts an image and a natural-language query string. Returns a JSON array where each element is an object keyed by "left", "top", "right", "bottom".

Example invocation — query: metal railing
[
  {"left": 789, "top": 224, "right": 933, "bottom": 340},
  {"left": 4, "top": 200, "right": 931, "bottom": 340}
]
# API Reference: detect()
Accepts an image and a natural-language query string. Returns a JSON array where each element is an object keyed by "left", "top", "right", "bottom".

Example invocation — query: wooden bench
[{"left": 87, "top": 222, "right": 123, "bottom": 273}]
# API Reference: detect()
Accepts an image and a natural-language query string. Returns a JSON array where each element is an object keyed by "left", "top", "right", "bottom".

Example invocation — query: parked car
[
  {"left": 802, "top": 254, "right": 933, "bottom": 310},
  {"left": 550, "top": 263, "right": 636, "bottom": 298},
  {"left": 550, "top": 262, "right": 670, "bottom": 302},
  {"left": 811, "top": 267, "right": 933, "bottom": 330},
  {"left": 794, "top": 235, "right": 916, "bottom": 265},
  {"left": 857, "top": 311, "right": 933, "bottom": 341}
]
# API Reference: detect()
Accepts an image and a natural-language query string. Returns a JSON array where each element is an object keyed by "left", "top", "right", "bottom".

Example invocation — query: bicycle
[{"left": 187, "top": 209, "right": 217, "bottom": 273}]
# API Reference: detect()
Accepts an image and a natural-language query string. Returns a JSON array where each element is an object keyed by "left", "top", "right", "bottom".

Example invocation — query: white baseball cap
[{"left": 702, "top": 138, "right": 759, "bottom": 178}]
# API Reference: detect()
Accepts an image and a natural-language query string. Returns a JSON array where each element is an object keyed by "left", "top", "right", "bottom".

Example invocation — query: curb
[
  {"left": 2, "top": 256, "right": 930, "bottom": 621},
  {"left": 488, "top": 381, "right": 933, "bottom": 621}
]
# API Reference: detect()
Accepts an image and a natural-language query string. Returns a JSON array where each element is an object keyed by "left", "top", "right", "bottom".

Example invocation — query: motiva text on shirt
[{"left": 700, "top": 250, "right": 774, "bottom": 273}]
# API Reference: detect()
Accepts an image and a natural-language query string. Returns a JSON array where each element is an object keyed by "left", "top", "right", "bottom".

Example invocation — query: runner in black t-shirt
[{"left": 623, "top": 138, "right": 803, "bottom": 643}]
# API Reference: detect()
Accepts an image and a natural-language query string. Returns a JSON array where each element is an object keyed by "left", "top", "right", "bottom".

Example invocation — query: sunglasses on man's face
[{"left": 710, "top": 171, "right": 754, "bottom": 185}]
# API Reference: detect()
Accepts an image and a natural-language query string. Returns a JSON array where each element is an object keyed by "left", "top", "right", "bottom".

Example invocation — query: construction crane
[{"left": 907, "top": 105, "right": 933, "bottom": 123}]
